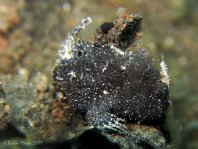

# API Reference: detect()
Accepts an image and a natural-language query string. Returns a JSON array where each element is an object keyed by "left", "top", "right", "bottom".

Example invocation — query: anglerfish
[{"left": 53, "top": 13, "right": 170, "bottom": 132}]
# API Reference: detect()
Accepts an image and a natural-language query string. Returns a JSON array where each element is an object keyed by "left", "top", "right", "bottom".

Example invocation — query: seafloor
[{"left": 0, "top": 0, "right": 197, "bottom": 149}]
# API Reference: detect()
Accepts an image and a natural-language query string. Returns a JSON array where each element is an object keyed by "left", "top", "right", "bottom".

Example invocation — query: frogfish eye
[{"left": 77, "top": 50, "right": 83, "bottom": 57}]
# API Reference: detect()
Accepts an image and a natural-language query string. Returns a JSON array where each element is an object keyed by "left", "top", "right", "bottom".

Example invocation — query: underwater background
[{"left": 0, "top": 0, "right": 197, "bottom": 149}]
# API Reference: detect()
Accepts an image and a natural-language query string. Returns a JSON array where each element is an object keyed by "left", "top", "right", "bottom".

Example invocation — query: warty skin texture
[{"left": 53, "top": 16, "right": 170, "bottom": 131}]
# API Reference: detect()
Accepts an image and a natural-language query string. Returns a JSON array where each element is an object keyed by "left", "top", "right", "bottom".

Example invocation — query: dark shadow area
[
  {"left": 38, "top": 129, "right": 120, "bottom": 149},
  {"left": 0, "top": 123, "right": 26, "bottom": 141}
]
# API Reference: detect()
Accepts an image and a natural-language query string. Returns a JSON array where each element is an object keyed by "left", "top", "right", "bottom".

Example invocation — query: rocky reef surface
[{"left": 0, "top": 0, "right": 197, "bottom": 149}]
